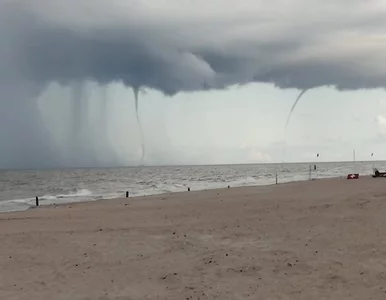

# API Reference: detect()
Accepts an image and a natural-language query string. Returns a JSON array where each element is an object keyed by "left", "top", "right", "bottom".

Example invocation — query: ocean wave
[{"left": 0, "top": 161, "right": 380, "bottom": 213}]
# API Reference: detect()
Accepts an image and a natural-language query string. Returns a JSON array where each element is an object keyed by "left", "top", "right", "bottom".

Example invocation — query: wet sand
[{"left": 1, "top": 176, "right": 386, "bottom": 299}]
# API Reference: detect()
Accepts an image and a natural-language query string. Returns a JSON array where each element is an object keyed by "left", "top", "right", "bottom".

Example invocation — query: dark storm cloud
[
  {"left": 1, "top": 0, "right": 386, "bottom": 169},
  {"left": 2, "top": 0, "right": 386, "bottom": 94}
]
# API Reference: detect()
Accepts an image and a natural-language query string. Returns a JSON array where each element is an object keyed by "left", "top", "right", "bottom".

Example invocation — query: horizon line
[{"left": 0, "top": 159, "right": 384, "bottom": 172}]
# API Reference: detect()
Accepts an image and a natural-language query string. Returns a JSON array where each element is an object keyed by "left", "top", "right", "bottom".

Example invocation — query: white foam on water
[{"left": 0, "top": 189, "right": 125, "bottom": 212}]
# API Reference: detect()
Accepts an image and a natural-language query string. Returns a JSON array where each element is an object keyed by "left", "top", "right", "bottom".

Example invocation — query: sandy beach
[{"left": 1, "top": 176, "right": 386, "bottom": 299}]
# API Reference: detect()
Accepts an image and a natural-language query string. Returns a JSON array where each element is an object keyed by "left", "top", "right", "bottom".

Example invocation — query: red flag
[{"left": 347, "top": 174, "right": 359, "bottom": 179}]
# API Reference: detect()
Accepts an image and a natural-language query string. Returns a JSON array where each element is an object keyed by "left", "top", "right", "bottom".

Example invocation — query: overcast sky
[{"left": 1, "top": 0, "right": 386, "bottom": 168}]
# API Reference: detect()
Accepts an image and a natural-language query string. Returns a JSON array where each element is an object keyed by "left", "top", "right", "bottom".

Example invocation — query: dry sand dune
[{"left": 1, "top": 176, "right": 386, "bottom": 299}]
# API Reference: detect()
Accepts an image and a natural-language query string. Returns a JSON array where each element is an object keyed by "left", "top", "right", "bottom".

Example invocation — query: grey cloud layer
[
  {"left": 2, "top": 0, "right": 386, "bottom": 94},
  {"left": 1, "top": 0, "right": 386, "bottom": 169}
]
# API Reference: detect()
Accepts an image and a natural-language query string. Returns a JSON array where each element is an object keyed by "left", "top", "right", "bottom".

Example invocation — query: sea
[{"left": 0, "top": 161, "right": 384, "bottom": 213}]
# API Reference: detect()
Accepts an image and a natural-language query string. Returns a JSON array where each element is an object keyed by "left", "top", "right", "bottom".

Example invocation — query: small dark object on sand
[{"left": 372, "top": 168, "right": 386, "bottom": 178}]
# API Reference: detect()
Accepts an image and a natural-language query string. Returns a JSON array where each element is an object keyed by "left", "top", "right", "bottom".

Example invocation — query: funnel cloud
[
  {"left": 285, "top": 89, "right": 309, "bottom": 130},
  {"left": 133, "top": 86, "right": 145, "bottom": 163},
  {"left": 1, "top": 0, "right": 386, "bottom": 168}
]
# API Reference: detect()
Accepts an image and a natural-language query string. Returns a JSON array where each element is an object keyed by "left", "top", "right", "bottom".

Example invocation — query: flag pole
[{"left": 315, "top": 153, "right": 319, "bottom": 179}]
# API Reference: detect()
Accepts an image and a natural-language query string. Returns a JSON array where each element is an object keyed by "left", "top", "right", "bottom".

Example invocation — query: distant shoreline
[
  {"left": 0, "top": 175, "right": 352, "bottom": 216},
  {"left": 0, "top": 175, "right": 350, "bottom": 215},
  {"left": 0, "top": 161, "right": 379, "bottom": 214}
]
